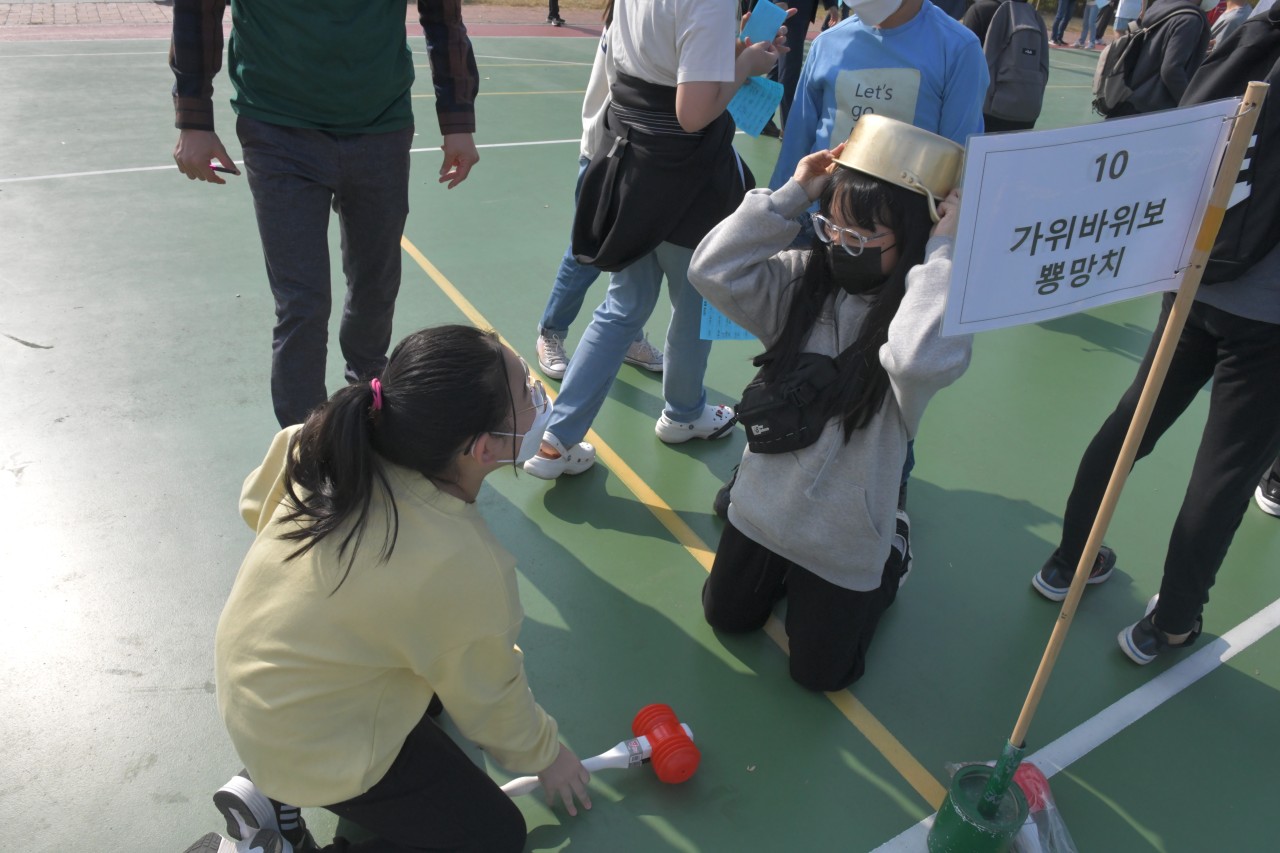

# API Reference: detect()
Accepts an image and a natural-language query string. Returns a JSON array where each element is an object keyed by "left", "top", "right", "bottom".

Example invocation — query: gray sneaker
[
  {"left": 624, "top": 333, "right": 664, "bottom": 372},
  {"left": 536, "top": 333, "right": 570, "bottom": 380},
  {"left": 213, "top": 772, "right": 317, "bottom": 851}
]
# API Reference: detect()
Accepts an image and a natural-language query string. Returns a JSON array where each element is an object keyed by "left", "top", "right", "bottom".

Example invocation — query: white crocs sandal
[{"left": 522, "top": 432, "right": 597, "bottom": 479}]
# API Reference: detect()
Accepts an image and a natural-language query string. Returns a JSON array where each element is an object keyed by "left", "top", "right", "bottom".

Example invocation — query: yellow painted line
[
  {"left": 400, "top": 234, "right": 944, "bottom": 809},
  {"left": 412, "top": 89, "right": 586, "bottom": 99}
]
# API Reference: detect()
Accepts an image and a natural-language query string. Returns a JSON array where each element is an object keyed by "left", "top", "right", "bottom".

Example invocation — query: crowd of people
[{"left": 169, "top": 0, "right": 1279, "bottom": 850}]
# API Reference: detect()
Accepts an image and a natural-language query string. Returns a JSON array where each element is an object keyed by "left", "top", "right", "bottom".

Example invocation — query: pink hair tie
[{"left": 370, "top": 378, "right": 383, "bottom": 412}]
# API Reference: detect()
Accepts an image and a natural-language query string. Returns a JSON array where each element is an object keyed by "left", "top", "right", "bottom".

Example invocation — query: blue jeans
[
  {"left": 546, "top": 241, "right": 711, "bottom": 446},
  {"left": 1114, "top": 16, "right": 1135, "bottom": 35},
  {"left": 1052, "top": 0, "right": 1075, "bottom": 42},
  {"left": 1077, "top": 5, "right": 1098, "bottom": 45},
  {"left": 538, "top": 157, "right": 642, "bottom": 346}
]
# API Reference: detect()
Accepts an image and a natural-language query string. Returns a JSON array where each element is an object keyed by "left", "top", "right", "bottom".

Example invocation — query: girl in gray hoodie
[{"left": 688, "top": 145, "right": 972, "bottom": 691}]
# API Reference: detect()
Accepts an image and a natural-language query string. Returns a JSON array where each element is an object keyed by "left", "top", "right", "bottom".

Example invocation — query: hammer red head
[{"left": 632, "top": 703, "right": 701, "bottom": 784}]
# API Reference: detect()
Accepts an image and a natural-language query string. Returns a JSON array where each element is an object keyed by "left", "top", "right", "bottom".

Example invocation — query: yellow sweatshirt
[{"left": 215, "top": 427, "right": 560, "bottom": 807}]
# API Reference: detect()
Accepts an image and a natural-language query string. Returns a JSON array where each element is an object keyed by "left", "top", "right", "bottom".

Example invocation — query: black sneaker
[
  {"left": 214, "top": 773, "right": 318, "bottom": 852},
  {"left": 712, "top": 466, "right": 738, "bottom": 520},
  {"left": 245, "top": 829, "right": 293, "bottom": 853},
  {"left": 1256, "top": 468, "right": 1280, "bottom": 517},
  {"left": 893, "top": 510, "right": 913, "bottom": 587},
  {"left": 1031, "top": 545, "right": 1116, "bottom": 602},
  {"left": 1118, "top": 596, "right": 1202, "bottom": 665},
  {"left": 547, "top": 14, "right": 565, "bottom": 26}
]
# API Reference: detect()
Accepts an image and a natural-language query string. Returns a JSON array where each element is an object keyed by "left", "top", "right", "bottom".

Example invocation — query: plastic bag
[{"left": 943, "top": 760, "right": 1079, "bottom": 853}]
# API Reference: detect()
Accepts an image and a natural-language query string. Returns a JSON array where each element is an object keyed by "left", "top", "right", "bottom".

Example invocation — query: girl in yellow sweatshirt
[{"left": 189, "top": 325, "right": 589, "bottom": 853}]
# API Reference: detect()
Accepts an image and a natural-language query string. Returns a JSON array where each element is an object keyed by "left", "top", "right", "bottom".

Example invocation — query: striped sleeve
[
  {"left": 169, "top": 0, "right": 227, "bottom": 130},
  {"left": 417, "top": 0, "right": 480, "bottom": 136}
]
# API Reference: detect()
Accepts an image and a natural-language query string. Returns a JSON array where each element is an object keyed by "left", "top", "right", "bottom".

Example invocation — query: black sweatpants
[
  {"left": 703, "top": 520, "right": 905, "bottom": 692},
  {"left": 317, "top": 712, "right": 526, "bottom": 852},
  {"left": 1056, "top": 294, "right": 1280, "bottom": 634}
]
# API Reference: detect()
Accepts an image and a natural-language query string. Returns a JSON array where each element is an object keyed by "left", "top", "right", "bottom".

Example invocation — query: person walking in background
[
  {"left": 548, "top": 0, "right": 565, "bottom": 27},
  {"left": 1076, "top": 0, "right": 1103, "bottom": 46},
  {"left": 523, "top": 0, "right": 787, "bottom": 479},
  {"left": 966, "top": 0, "right": 1050, "bottom": 131},
  {"left": 1051, "top": 0, "right": 1076, "bottom": 44},
  {"left": 170, "top": 0, "right": 480, "bottom": 429},
  {"left": 534, "top": 5, "right": 664, "bottom": 381}
]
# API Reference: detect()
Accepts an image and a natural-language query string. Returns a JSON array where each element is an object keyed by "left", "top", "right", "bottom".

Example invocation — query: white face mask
[
  {"left": 492, "top": 381, "right": 553, "bottom": 465},
  {"left": 843, "top": 0, "right": 904, "bottom": 27}
]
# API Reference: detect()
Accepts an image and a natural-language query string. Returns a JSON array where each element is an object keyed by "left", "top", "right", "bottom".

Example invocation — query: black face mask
[{"left": 825, "top": 244, "right": 892, "bottom": 295}]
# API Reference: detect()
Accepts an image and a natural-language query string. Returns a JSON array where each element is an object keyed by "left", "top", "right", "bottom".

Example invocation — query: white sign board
[{"left": 941, "top": 100, "right": 1238, "bottom": 337}]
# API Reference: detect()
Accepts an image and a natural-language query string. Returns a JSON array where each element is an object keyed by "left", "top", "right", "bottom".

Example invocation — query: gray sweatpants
[{"left": 237, "top": 115, "right": 414, "bottom": 427}]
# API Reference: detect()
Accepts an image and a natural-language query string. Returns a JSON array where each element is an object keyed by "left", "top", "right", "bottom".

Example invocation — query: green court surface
[{"left": 1, "top": 33, "right": 1278, "bottom": 853}]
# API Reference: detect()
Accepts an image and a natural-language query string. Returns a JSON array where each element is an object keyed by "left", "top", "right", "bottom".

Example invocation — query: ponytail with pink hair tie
[{"left": 370, "top": 378, "right": 383, "bottom": 412}]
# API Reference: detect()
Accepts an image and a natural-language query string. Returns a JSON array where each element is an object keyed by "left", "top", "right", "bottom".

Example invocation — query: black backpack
[
  {"left": 1092, "top": 10, "right": 1203, "bottom": 116},
  {"left": 1179, "top": 6, "right": 1280, "bottom": 283},
  {"left": 983, "top": 1, "right": 1050, "bottom": 123}
]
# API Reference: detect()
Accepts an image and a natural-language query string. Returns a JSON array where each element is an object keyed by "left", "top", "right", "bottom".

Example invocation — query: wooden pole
[{"left": 1008, "top": 81, "right": 1269, "bottom": 749}]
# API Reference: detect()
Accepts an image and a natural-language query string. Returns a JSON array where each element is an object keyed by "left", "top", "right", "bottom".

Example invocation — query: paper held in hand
[{"left": 940, "top": 99, "right": 1239, "bottom": 337}]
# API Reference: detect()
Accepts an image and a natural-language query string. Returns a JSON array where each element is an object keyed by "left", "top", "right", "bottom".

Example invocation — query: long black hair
[
  {"left": 278, "top": 325, "right": 516, "bottom": 591},
  {"left": 759, "top": 166, "right": 933, "bottom": 439}
]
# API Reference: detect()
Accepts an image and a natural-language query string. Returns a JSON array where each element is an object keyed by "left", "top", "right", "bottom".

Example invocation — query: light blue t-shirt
[{"left": 769, "top": 2, "right": 989, "bottom": 190}]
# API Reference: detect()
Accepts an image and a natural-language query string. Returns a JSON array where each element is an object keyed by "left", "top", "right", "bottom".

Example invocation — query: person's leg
[
  {"left": 1051, "top": 0, "right": 1073, "bottom": 42},
  {"left": 702, "top": 520, "right": 790, "bottom": 633},
  {"left": 1079, "top": 5, "right": 1098, "bottom": 45},
  {"left": 542, "top": 253, "right": 662, "bottom": 447},
  {"left": 777, "top": 0, "right": 816, "bottom": 126},
  {"left": 539, "top": 157, "right": 604, "bottom": 340},
  {"left": 1096, "top": 4, "right": 1114, "bottom": 41},
  {"left": 1151, "top": 308, "right": 1280, "bottom": 634},
  {"left": 784, "top": 546, "right": 907, "bottom": 692},
  {"left": 547, "top": 0, "right": 563, "bottom": 24},
  {"left": 237, "top": 115, "right": 340, "bottom": 428},
  {"left": 333, "top": 126, "right": 414, "bottom": 389},
  {"left": 1053, "top": 295, "right": 1217, "bottom": 574},
  {"left": 321, "top": 713, "right": 526, "bottom": 853},
  {"left": 656, "top": 241, "right": 713, "bottom": 423}
]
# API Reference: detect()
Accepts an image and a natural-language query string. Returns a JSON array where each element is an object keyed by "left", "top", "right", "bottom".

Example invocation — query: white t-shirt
[{"left": 610, "top": 0, "right": 737, "bottom": 88}]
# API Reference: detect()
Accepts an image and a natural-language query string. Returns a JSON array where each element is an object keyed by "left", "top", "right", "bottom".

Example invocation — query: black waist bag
[{"left": 735, "top": 353, "right": 840, "bottom": 455}]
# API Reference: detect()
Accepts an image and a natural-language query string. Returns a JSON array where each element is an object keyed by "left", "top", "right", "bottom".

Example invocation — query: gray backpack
[{"left": 983, "top": 1, "right": 1050, "bottom": 122}]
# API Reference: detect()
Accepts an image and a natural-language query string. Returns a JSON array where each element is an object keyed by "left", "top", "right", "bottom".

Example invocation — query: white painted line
[
  {"left": 871, "top": 597, "right": 1280, "bottom": 852},
  {"left": 471, "top": 52, "right": 590, "bottom": 66},
  {"left": 0, "top": 51, "right": 168, "bottom": 58},
  {"left": 0, "top": 138, "right": 577, "bottom": 184}
]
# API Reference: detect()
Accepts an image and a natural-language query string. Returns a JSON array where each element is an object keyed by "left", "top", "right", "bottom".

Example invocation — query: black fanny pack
[{"left": 734, "top": 353, "right": 842, "bottom": 454}]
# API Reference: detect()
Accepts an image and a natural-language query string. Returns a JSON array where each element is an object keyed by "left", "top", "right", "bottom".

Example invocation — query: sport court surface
[{"left": 1, "top": 10, "right": 1278, "bottom": 852}]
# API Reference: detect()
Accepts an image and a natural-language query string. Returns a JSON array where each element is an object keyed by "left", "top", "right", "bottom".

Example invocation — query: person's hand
[
  {"left": 738, "top": 38, "right": 785, "bottom": 78},
  {"left": 173, "top": 129, "right": 238, "bottom": 184},
  {"left": 931, "top": 189, "right": 962, "bottom": 240},
  {"left": 537, "top": 744, "right": 592, "bottom": 816},
  {"left": 738, "top": 6, "right": 795, "bottom": 66},
  {"left": 823, "top": 6, "right": 841, "bottom": 29},
  {"left": 792, "top": 142, "right": 845, "bottom": 201},
  {"left": 439, "top": 133, "right": 479, "bottom": 188}
]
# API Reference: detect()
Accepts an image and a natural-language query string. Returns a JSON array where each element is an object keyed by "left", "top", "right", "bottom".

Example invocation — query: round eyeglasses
[{"left": 812, "top": 213, "right": 895, "bottom": 257}]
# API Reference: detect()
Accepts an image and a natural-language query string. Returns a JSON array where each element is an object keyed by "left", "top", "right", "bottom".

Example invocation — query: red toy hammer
[{"left": 501, "top": 704, "right": 700, "bottom": 797}]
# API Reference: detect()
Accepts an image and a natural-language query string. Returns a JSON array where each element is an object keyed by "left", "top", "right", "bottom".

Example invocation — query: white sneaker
[
  {"left": 654, "top": 404, "right": 736, "bottom": 444},
  {"left": 623, "top": 333, "right": 664, "bottom": 373},
  {"left": 536, "top": 334, "right": 569, "bottom": 380},
  {"left": 523, "top": 432, "right": 597, "bottom": 479}
]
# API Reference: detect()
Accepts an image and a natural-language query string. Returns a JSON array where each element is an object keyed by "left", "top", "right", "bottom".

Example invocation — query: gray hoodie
[{"left": 689, "top": 181, "right": 973, "bottom": 592}]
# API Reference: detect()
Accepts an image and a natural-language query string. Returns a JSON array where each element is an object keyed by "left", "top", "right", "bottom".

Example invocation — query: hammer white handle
[{"left": 500, "top": 723, "right": 694, "bottom": 798}]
